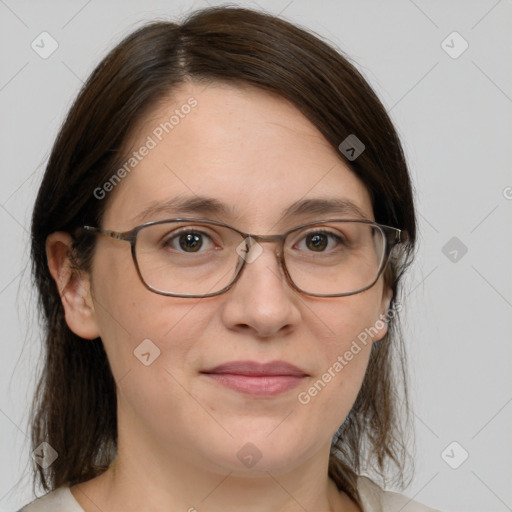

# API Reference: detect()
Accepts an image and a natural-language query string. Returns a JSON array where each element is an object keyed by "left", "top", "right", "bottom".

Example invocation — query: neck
[
  {"left": 70, "top": 401, "right": 361, "bottom": 512},
  {"left": 71, "top": 438, "right": 360, "bottom": 512}
]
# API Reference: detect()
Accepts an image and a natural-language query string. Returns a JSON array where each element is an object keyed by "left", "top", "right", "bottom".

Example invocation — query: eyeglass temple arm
[
  {"left": 397, "top": 228, "right": 409, "bottom": 244},
  {"left": 82, "top": 225, "right": 127, "bottom": 241}
]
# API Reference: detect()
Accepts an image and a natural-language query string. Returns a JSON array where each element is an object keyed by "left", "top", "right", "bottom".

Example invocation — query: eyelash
[{"left": 161, "top": 228, "right": 345, "bottom": 253}]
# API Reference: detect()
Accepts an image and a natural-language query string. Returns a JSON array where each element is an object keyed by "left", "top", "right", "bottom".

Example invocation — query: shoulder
[
  {"left": 17, "top": 486, "right": 84, "bottom": 512},
  {"left": 18, "top": 477, "right": 443, "bottom": 512},
  {"left": 356, "top": 475, "right": 442, "bottom": 512}
]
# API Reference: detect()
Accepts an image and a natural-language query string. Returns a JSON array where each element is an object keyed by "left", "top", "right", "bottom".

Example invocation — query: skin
[{"left": 47, "top": 82, "right": 392, "bottom": 512}]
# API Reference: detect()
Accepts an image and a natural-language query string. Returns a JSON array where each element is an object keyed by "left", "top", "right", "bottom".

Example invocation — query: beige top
[{"left": 18, "top": 476, "right": 442, "bottom": 512}]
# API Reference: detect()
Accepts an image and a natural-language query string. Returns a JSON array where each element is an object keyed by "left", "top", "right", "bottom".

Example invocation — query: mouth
[{"left": 200, "top": 360, "right": 309, "bottom": 397}]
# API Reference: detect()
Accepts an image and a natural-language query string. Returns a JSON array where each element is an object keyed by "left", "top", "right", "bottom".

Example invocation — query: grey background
[{"left": 1, "top": 1, "right": 511, "bottom": 511}]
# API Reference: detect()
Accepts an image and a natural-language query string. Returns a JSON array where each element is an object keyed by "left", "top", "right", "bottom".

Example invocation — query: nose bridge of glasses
[
  {"left": 235, "top": 233, "right": 285, "bottom": 269},
  {"left": 249, "top": 233, "right": 283, "bottom": 244},
  {"left": 244, "top": 233, "right": 284, "bottom": 256}
]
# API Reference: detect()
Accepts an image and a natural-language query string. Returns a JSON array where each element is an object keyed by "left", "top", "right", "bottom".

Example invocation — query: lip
[{"left": 201, "top": 360, "right": 309, "bottom": 397}]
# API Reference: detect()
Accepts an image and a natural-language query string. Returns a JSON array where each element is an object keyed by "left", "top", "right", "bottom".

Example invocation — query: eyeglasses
[{"left": 82, "top": 218, "right": 408, "bottom": 298}]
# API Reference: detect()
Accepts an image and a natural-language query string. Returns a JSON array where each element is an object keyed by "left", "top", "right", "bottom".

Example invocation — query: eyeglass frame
[{"left": 81, "top": 217, "right": 408, "bottom": 298}]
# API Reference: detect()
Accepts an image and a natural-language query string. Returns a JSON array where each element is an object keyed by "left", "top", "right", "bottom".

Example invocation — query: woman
[{"left": 19, "top": 6, "right": 441, "bottom": 512}]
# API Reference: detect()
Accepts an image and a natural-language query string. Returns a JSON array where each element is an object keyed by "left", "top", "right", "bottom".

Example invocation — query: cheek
[
  {"left": 296, "top": 292, "right": 384, "bottom": 421},
  {"left": 306, "top": 288, "right": 385, "bottom": 354},
  {"left": 90, "top": 250, "right": 216, "bottom": 379},
  {"left": 296, "top": 338, "right": 372, "bottom": 438}
]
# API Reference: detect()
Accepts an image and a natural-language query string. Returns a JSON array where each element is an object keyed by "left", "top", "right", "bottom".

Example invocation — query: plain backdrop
[{"left": 1, "top": 1, "right": 511, "bottom": 511}]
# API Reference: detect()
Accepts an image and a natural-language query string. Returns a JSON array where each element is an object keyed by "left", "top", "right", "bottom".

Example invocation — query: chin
[{"left": 199, "top": 435, "right": 310, "bottom": 476}]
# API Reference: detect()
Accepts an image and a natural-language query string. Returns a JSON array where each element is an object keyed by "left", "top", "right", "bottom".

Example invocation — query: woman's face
[{"left": 72, "top": 82, "right": 391, "bottom": 476}]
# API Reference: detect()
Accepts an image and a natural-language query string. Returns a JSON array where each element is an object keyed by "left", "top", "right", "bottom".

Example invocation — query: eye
[
  {"left": 162, "top": 229, "right": 216, "bottom": 253},
  {"left": 295, "top": 229, "right": 345, "bottom": 253}
]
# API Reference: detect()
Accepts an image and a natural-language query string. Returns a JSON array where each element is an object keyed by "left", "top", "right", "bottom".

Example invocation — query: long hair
[{"left": 29, "top": 6, "right": 417, "bottom": 507}]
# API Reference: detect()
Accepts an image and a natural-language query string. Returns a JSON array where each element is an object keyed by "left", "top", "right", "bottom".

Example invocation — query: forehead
[{"left": 102, "top": 82, "right": 374, "bottom": 231}]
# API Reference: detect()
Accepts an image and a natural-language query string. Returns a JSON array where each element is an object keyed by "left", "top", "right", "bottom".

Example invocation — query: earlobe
[
  {"left": 381, "top": 287, "right": 393, "bottom": 319},
  {"left": 46, "top": 232, "right": 100, "bottom": 340},
  {"left": 372, "top": 286, "right": 393, "bottom": 342}
]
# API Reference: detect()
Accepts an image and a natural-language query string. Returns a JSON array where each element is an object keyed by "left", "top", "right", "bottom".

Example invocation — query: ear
[
  {"left": 372, "top": 286, "right": 393, "bottom": 342},
  {"left": 46, "top": 232, "right": 100, "bottom": 340}
]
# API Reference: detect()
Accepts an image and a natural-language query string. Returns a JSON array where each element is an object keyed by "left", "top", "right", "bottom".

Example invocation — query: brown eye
[
  {"left": 178, "top": 232, "right": 203, "bottom": 252},
  {"left": 306, "top": 233, "right": 328, "bottom": 251},
  {"left": 296, "top": 230, "right": 344, "bottom": 253},
  {"left": 161, "top": 230, "right": 215, "bottom": 253}
]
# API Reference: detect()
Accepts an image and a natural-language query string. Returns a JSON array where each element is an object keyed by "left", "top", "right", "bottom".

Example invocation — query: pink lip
[{"left": 201, "top": 360, "right": 308, "bottom": 397}]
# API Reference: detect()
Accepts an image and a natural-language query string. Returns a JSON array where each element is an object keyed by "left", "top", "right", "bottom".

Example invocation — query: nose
[{"left": 219, "top": 240, "right": 301, "bottom": 338}]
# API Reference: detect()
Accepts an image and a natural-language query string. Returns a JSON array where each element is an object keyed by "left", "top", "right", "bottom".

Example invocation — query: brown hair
[{"left": 29, "top": 5, "right": 417, "bottom": 507}]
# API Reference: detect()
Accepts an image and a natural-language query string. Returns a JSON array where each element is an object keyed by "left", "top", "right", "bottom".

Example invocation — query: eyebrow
[{"left": 132, "top": 195, "right": 370, "bottom": 224}]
